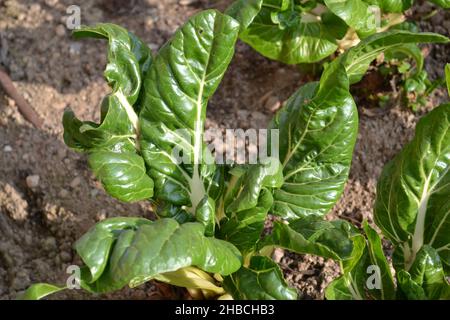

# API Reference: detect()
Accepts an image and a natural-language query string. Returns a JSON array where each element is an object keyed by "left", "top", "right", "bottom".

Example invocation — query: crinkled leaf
[
  {"left": 223, "top": 256, "right": 297, "bottom": 300},
  {"left": 374, "top": 104, "right": 450, "bottom": 272},
  {"left": 88, "top": 151, "right": 154, "bottom": 202},
  {"left": 326, "top": 222, "right": 395, "bottom": 300},
  {"left": 139, "top": 10, "right": 239, "bottom": 212},
  {"left": 239, "top": 1, "right": 338, "bottom": 64},
  {"left": 271, "top": 62, "right": 358, "bottom": 219},
  {"left": 261, "top": 216, "right": 356, "bottom": 260},
  {"left": 337, "top": 30, "right": 449, "bottom": 84},
  {"left": 397, "top": 246, "right": 450, "bottom": 299},
  {"left": 75, "top": 217, "right": 242, "bottom": 293}
]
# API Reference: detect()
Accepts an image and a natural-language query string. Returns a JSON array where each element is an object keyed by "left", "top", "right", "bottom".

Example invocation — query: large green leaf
[
  {"left": 337, "top": 30, "right": 449, "bottom": 84},
  {"left": 76, "top": 217, "right": 242, "bottom": 293},
  {"left": 138, "top": 10, "right": 239, "bottom": 214},
  {"left": 62, "top": 24, "right": 154, "bottom": 202},
  {"left": 239, "top": 0, "right": 338, "bottom": 64},
  {"left": 397, "top": 246, "right": 450, "bottom": 299},
  {"left": 271, "top": 62, "right": 358, "bottom": 219},
  {"left": 261, "top": 216, "right": 356, "bottom": 260},
  {"left": 374, "top": 104, "right": 450, "bottom": 272},
  {"left": 223, "top": 256, "right": 298, "bottom": 300}
]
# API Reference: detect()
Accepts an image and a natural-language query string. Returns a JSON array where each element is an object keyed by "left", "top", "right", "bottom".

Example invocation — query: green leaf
[
  {"left": 223, "top": 256, "right": 298, "bottom": 300},
  {"left": 88, "top": 151, "right": 154, "bottom": 202},
  {"left": 239, "top": 2, "right": 338, "bottom": 64},
  {"left": 19, "top": 283, "right": 66, "bottom": 300},
  {"left": 384, "top": 43, "right": 424, "bottom": 75},
  {"left": 261, "top": 216, "right": 356, "bottom": 260},
  {"left": 225, "top": 0, "right": 263, "bottom": 32},
  {"left": 374, "top": 104, "right": 450, "bottom": 272},
  {"left": 76, "top": 217, "right": 242, "bottom": 293},
  {"left": 271, "top": 62, "right": 358, "bottom": 219},
  {"left": 218, "top": 188, "right": 273, "bottom": 254},
  {"left": 321, "top": 11, "right": 348, "bottom": 40},
  {"left": 139, "top": 10, "right": 239, "bottom": 213},
  {"left": 372, "top": 0, "right": 413, "bottom": 13},
  {"left": 324, "top": 0, "right": 378, "bottom": 37},
  {"left": 398, "top": 246, "right": 450, "bottom": 299},
  {"left": 337, "top": 30, "right": 449, "bottom": 84},
  {"left": 64, "top": 23, "right": 154, "bottom": 202},
  {"left": 326, "top": 222, "right": 395, "bottom": 300}
]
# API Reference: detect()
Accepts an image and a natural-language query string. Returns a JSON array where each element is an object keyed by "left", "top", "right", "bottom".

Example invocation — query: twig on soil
[{"left": 0, "top": 66, "right": 43, "bottom": 129}]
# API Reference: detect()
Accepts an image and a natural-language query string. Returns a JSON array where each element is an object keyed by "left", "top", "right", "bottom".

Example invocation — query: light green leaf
[
  {"left": 427, "top": 0, "right": 450, "bottom": 9},
  {"left": 324, "top": 0, "right": 377, "bottom": 37},
  {"left": 19, "top": 283, "right": 66, "bottom": 300},
  {"left": 445, "top": 63, "right": 450, "bottom": 96},
  {"left": 271, "top": 62, "right": 358, "bottom": 219},
  {"left": 76, "top": 217, "right": 242, "bottom": 293},
  {"left": 374, "top": 104, "right": 450, "bottom": 272},
  {"left": 223, "top": 256, "right": 298, "bottom": 300},
  {"left": 338, "top": 30, "right": 449, "bottom": 84}
]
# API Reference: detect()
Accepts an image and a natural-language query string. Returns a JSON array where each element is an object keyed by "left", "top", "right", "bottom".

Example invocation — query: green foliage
[{"left": 21, "top": 7, "right": 449, "bottom": 301}]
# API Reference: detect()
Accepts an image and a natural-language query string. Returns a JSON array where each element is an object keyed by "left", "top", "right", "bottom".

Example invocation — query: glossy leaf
[
  {"left": 76, "top": 217, "right": 242, "bottom": 293},
  {"left": 374, "top": 0, "right": 413, "bottom": 13},
  {"left": 225, "top": 0, "right": 263, "bottom": 32},
  {"left": 397, "top": 246, "right": 450, "bottom": 299},
  {"left": 374, "top": 104, "right": 450, "bottom": 272},
  {"left": 139, "top": 10, "right": 239, "bottom": 213},
  {"left": 223, "top": 256, "right": 297, "bottom": 300},
  {"left": 324, "top": 0, "right": 377, "bottom": 37},
  {"left": 337, "top": 30, "right": 449, "bottom": 84},
  {"left": 239, "top": 1, "right": 338, "bottom": 64},
  {"left": 271, "top": 62, "right": 358, "bottom": 219},
  {"left": 63, "top": 24, "right": 154, "bottom": 202},
  {"left": 261, "top": 216, "right": 356, "bottom": 260}
]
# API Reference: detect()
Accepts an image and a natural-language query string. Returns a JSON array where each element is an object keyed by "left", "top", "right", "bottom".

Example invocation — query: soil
[{"left": 0, "top": 0, "right": 448, "bottom": 300}]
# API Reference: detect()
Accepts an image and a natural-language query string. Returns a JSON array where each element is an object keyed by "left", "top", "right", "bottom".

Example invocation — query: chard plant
[
  {"left": 21, "top": 9, "right": 448, "bottom": 300},
  {"left": 226, "top": 0, "right": 449, "bottom": 65}
]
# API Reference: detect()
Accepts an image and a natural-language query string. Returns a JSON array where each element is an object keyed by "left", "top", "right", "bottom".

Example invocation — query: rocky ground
[{"left": 0, "top": 0, "right": 448, "bottom": 299}]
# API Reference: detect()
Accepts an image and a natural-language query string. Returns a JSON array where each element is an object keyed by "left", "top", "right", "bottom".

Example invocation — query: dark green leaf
[
  {"left": 225, "top": 0, "right": 263, "bottom": 32},
  {"left": 271, "top": 62, "right": 357, "bottom": 219},
  {"left": 223, "top": 256, "right": 297, "bottom": 300}
]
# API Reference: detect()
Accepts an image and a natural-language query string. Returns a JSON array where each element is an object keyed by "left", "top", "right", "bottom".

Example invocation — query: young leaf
[
  {"left": 337, "top": 30, "right": 449, "bottom": 84},
  {"left": 397, "top": 246, "right": 450, "bottom": 299},
  {"left": 19, "top": 283, "right": 66, "bottom": 300},
  {"left": 261, "top": 216, "right": 356, "bottom": 260},
  {"left": 239, "top": 1, "right": 338, "bottom": 64},
  {"left": 374, "top": 104, "right": 450, "bottom": 272},
  {"left": 325, "top": 222, "right": 395, "bottom": 300},
  {"left": 225, "top": 0, "right": 263, "bottom": 32},
  {"left": 138, "top": 10, "right": 240, "bottom": 213},
  {"left": 271, "top": 62, "right": 358, "bottom": 219},
  {"left": 76, "top": 218, "right": 242, "bottom": 293},
  {"left": 323, "top": 0, "right": 377, "bottom": 37},
  {"left": 223, "top": 256, "right": 298, "bottom": 300}
]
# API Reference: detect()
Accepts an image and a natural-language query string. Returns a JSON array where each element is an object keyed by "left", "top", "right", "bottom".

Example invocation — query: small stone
[
  {"left": 70, "top": 176, "right": 82, "bottom": 188},
  {"left": 42, "top": 237, "right": 57, "bottom": 251},
  {"left": 3, "top": 145, "right": 12, "bottom": 152},
  {"left": 55, "top": 24, "right": 66, "bottom": 37},
  {"left": 272, "top": 248, "right": 284, "bottom": 263},
  {"left": 26, "top": 175, "right": 40, "bottom": 188},
  {"left": 58, "top": 189, "right": 69, "bottom": 198}
]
